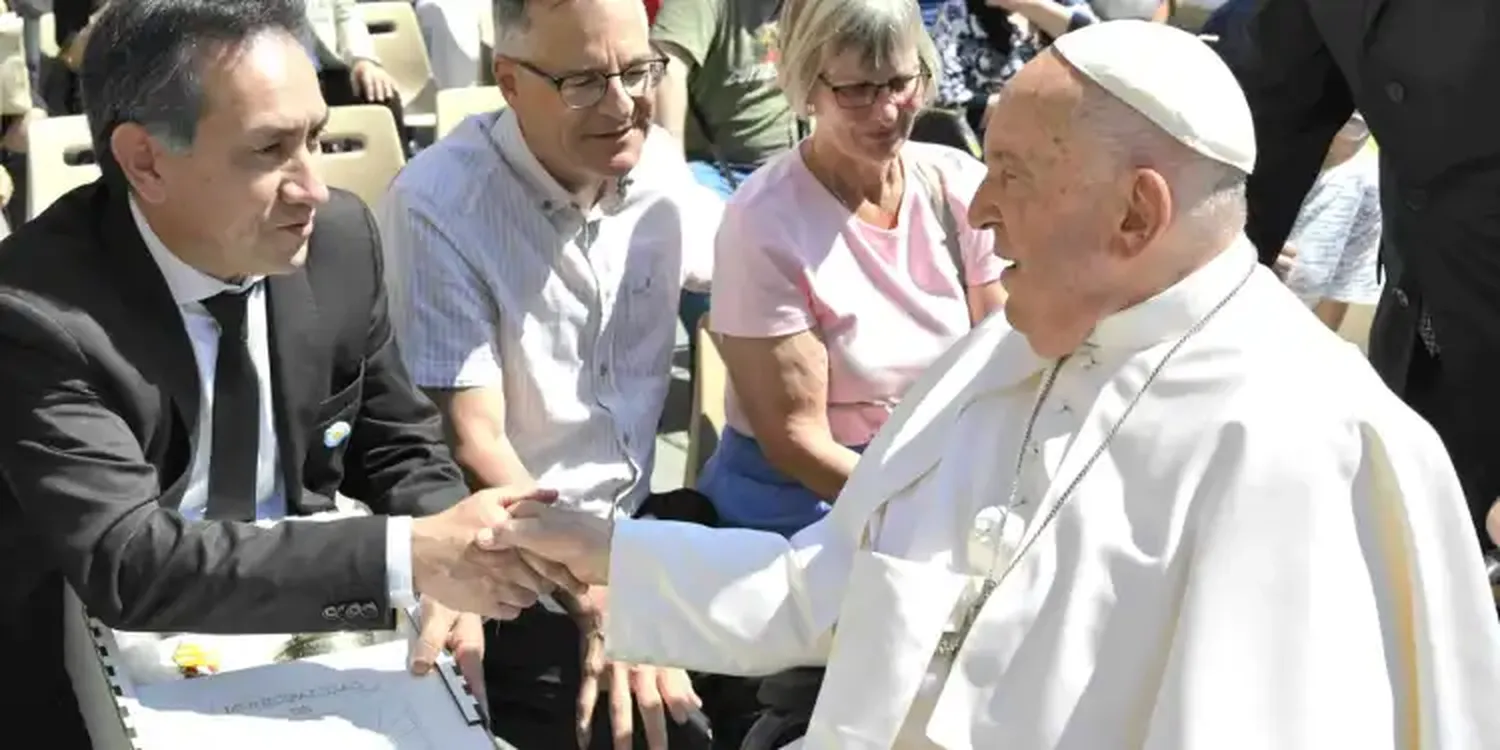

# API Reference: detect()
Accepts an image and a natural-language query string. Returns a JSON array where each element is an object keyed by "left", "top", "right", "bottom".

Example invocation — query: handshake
[{"left": 408, "top": 487, "right": 614, "bottom": 621}]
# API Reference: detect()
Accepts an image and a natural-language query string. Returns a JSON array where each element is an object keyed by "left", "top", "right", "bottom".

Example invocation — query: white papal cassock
[{"left": 604, "top": 238, "right": 1500, "bottom": 749}]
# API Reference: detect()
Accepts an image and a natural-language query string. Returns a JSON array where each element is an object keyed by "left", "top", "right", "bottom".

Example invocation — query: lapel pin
[{"left": 323, "top": 420, "right": 352, "bottom": 448}]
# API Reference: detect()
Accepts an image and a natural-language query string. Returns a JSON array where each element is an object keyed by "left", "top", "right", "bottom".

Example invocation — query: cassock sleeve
[
  {"left": 603, "top": 516, "right": 853, "bottom": 676},
  {"left": 1143, "top": 414, "right": 1500, "bottom": 749}
]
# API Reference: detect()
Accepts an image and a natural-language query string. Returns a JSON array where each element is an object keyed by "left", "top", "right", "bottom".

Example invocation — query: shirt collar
[
  {"left": 489, "top": 108, "right": 632, "bottom": 222},
  {"left": 129, "top": 196, "right": 261, "bottom": 304},
  {"left": 1087, "top": 234, "right": 1257, "bottom": 352}
]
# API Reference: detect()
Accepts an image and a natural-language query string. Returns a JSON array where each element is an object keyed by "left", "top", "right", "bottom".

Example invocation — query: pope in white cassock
[{"left": 486, "top": 20, "right": 1500, "bottom": 750}]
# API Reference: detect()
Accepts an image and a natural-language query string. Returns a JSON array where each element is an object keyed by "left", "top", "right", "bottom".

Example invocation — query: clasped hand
[{"left": 411, "top": 487, "right": 589, "bottom": 621}]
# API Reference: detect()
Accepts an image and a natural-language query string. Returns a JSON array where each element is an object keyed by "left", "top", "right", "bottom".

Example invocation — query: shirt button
[
  {"left": 599, "top": 364, "right": 609, "bottom": 376},
  {"left": 1384, "top": 81, "right": 1405, "bottom": 103}
]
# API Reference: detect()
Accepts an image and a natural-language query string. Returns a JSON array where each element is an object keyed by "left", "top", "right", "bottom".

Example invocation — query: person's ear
[
  {"left": 494, "top": 57, "right": 521, "bottom": 102},
  {"left": 109, "top": 123, "right": 173, "bottom": 204},
  {"left": 1113, "top": 167, "right": 1171, "bottom": 259}
]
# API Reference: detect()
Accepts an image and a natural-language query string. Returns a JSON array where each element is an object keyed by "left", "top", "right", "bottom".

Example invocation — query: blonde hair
[{"left": 775, "top": 0, "right": 939, "bottom": 114}]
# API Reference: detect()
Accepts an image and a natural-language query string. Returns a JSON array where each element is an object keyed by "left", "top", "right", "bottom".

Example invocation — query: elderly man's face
[
  {"left": 968, "top": 54, "right": 1127, "bottom": 356},
  {"left": 496, "top": 0, "right": 656, "bottom": 189},
  {"left": 120, "top": 31, "right": 330, "bottom": 279}
]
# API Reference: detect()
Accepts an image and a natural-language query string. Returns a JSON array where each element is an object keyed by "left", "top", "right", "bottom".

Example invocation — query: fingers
[
  {"left": 448, "top": 613, "right": 488, "bottom": 710},
  {"left": 521, "top": 549, "right": 589, "bottom": 599},
  {"left": 609, "top": 664, "right": 634, "bottom": 750},
  {"left": 476, "top": 486, "right": 560, "bottom": 509},
  {"left": 657, "top": 667, "right": 702, "bottom": 726},
  {"left": 409, "top": 600, "right": 459, "bottom": 675},
  {"left": 631, "top": 666, "right": 669, "bottom": 750},
  {"left": 576, "top": 638, "right": 605, "bottom": 749}
]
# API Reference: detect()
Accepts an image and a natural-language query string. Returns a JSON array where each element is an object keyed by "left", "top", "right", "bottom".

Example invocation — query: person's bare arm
[
  {"left": 718, "top": 331, "right": 859, "bottom": 500},
  {"left": 424, "top": 386, "right": 534, "bottom": 491},
  {"left": 968, "top": 281, "right": 1007, "bottom": 324},
  {"left": 653, "top": 43, "right": 692, "bottom": 146},
  {"left": 1311, "top": 299, "right": 1349, "bottom": 331},
  {"left": 990, "top": 0, "right": 1092, "bottom": 40}
]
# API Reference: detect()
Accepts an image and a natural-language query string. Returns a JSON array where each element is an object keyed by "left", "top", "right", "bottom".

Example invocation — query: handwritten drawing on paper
[{"left": 126, "top": 641, "right": 491, "bottom": 749}]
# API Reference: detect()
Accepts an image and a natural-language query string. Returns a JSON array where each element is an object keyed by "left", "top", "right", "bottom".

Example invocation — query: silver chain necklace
[{"left": 936, "top": 262, "right": 1256, "bottom": 657}]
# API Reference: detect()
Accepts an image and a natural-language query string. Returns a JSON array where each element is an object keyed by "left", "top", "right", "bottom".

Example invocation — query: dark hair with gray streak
[{"left": 81, "top": 0, "right": 309, "bottom": 180}]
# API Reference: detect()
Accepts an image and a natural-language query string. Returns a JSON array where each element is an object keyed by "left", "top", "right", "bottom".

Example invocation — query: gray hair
[
  {"left": 80, "top": 0, "right": 308, "bottom": 179},
  {"left": 491, "top": 0, "right": 531, "bottom": 56},
  {"left": 1073, "top": 82, "right": 1247, "bottom": 241},
  {"left": 776, "top": 0, "right": 940, "bottom": 115}
]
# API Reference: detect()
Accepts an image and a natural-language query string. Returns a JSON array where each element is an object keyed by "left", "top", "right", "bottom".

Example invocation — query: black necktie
[{"left": 202, "top": 291, "right": 260, "bottom": 521}]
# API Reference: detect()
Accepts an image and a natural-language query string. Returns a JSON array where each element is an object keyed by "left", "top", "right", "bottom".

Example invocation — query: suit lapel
[
  {"left": 266, "top": 270, "right": 332, "bottom": 513},
  {"left": 97, "top": 186, "right": 202, "bottom": 444},
  {"left": 1360, "top": 0, "right": 1390, "bottom": 35}
]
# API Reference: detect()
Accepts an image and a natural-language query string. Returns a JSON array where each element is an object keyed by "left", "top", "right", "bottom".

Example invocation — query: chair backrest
[
  {"left": 319, "top": 105, "right": 406, "bottom": 209},
  {"left": 1337, "top": 302, "right": 1376, "bottom": 353},
  {"left": 361, "top": 2, "right": 436, "bottom": 121},
  {"left": 25, "top": 114, "right": 99, "bottom": 219},
  {"left": 684, "top": 317, "right": 728, "bottom": 486},
  {"left": 435, "top": 86, "right": 505, "bottom": 139}
]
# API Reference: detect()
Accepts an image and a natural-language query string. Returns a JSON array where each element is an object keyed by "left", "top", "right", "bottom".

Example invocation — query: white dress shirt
[
  {"left": 380, "top": 109, "right": 720, "bottom": 519},
  {"left": 130, "top": 200, "right": 415, "bottom": 609}
]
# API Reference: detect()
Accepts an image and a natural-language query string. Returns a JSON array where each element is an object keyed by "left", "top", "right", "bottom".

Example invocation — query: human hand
[
  {"left": 569, "top": 588, "right": 703, "bottom": 749},
  {"left": 409, "top": 600, "right": 487, "bottom": 710},
  {"left": 411, "top": 487, "right": 587, "bottom": 621},
  {"left": 477, "top": 501, "right": 613, "bottom": 587},
  {"left": 351, "top": 60, "right": 400, "bottom": 103},
  {"left": 1273, "top": 245, "right": 1298, "bottom": 282}
]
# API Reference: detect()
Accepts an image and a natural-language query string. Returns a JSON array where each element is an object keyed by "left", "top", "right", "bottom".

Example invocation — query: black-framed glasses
[
  {"left": 508, "top": 57, "right": 669, "bottom": 109},
  {"left": 818, "top": 70, "right": 930, "bottom": 109}
]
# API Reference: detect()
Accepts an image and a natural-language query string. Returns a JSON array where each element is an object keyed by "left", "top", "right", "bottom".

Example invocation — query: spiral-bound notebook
[{"left": 65, "top": 591, "right": 506, "bottom": 750}]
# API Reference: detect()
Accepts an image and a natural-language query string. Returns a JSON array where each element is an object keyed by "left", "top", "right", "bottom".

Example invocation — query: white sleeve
[{"left": 604, "top": 515, "right": 854, "bottom": 676}]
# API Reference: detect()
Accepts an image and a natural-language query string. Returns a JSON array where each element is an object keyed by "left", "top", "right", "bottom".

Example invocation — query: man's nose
[{"left": 284, "top": 144, "right": 330, "bottom": 206}]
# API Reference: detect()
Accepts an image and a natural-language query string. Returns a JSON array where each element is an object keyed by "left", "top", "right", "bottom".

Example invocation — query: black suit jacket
[
  {"left": 1233, "top": 0, "right": 1500, "bottom": 383},
  {"left": 0, "top": 181, "right": 468, "bottom": 742}
]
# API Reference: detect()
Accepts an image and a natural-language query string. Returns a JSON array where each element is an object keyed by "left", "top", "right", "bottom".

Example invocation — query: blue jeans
[
  {"left": 698, "top": 427, "right": 867, "bottom": 537},
  {"left": 679, "top": 160, "right": 754, "bottom": 340}
]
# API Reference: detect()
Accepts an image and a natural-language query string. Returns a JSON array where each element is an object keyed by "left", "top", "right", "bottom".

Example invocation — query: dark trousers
[
  {"left": 1369, "top": 282, "right": 1500, "bottom": 555},
  {"left": 317, "top": 68, "right": 409, "bottom": 156},
  {"left": 484, "top": 604, "right": 755, "bottom": 749},
  {"left": 484, "top": 490, "right": 764, "bottom": 749}
]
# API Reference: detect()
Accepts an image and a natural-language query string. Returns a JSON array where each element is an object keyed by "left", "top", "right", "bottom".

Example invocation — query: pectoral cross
[{"left": 935, "top": 578, "right": 998, "bottom": 657}]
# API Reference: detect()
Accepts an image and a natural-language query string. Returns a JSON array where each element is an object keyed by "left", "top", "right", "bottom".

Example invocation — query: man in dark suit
[
  {"left": 0, "top": 1, "right": 577, "bottom": 746},
  {"left": 1230, "top": 0, "right": 1500, "bottom": 557}
]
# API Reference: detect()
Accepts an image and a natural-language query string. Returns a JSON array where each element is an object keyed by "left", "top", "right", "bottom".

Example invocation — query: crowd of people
[{"left": 0, "top": 0, "right": 1497, "bottom": 749}]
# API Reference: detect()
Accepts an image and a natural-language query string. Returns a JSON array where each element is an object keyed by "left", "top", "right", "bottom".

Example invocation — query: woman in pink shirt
[{"left": 697, "top": 0, "right": 1007, "bottom": 537}]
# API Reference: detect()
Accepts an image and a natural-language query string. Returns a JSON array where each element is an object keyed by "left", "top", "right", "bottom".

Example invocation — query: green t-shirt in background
[{"left": 651, "top": 0, "right": 798, "bottom": 167}]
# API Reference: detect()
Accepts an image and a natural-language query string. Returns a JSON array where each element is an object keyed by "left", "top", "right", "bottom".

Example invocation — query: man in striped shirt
[{"left": 377, "top": 0, "right": 722, "bottom": 745}]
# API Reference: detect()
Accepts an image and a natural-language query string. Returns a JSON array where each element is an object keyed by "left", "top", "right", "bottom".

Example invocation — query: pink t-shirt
[{"left": 710, "top": 142, "right": 1005, "bottom": 446}]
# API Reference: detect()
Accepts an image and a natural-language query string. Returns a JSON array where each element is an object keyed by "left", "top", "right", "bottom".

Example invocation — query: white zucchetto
[{"left": 1051, "top": 20, "right": 1257, "bottom": 173}]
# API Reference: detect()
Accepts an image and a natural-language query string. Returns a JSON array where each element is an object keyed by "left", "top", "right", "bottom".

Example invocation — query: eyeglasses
[
  {"left": 819, "top": 70, "right": 929, "bottom": 109},
  {"left": 509, "top": 57, "right": 669, "bottom": 109}
]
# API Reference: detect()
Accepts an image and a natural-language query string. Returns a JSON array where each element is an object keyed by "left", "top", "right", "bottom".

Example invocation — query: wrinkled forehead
[{"left": 984, "top": 54, "right": 1086, "bottom": 167}]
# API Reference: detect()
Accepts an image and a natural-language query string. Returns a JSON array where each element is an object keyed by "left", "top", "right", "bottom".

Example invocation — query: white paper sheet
[{"left": 124, "top": 640, "right": 493, "bottom": 749}]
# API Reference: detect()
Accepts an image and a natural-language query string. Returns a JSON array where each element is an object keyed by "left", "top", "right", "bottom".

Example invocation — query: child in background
[{"left": 1281, "top": 112, "right": 1383, "bottom": 331}]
